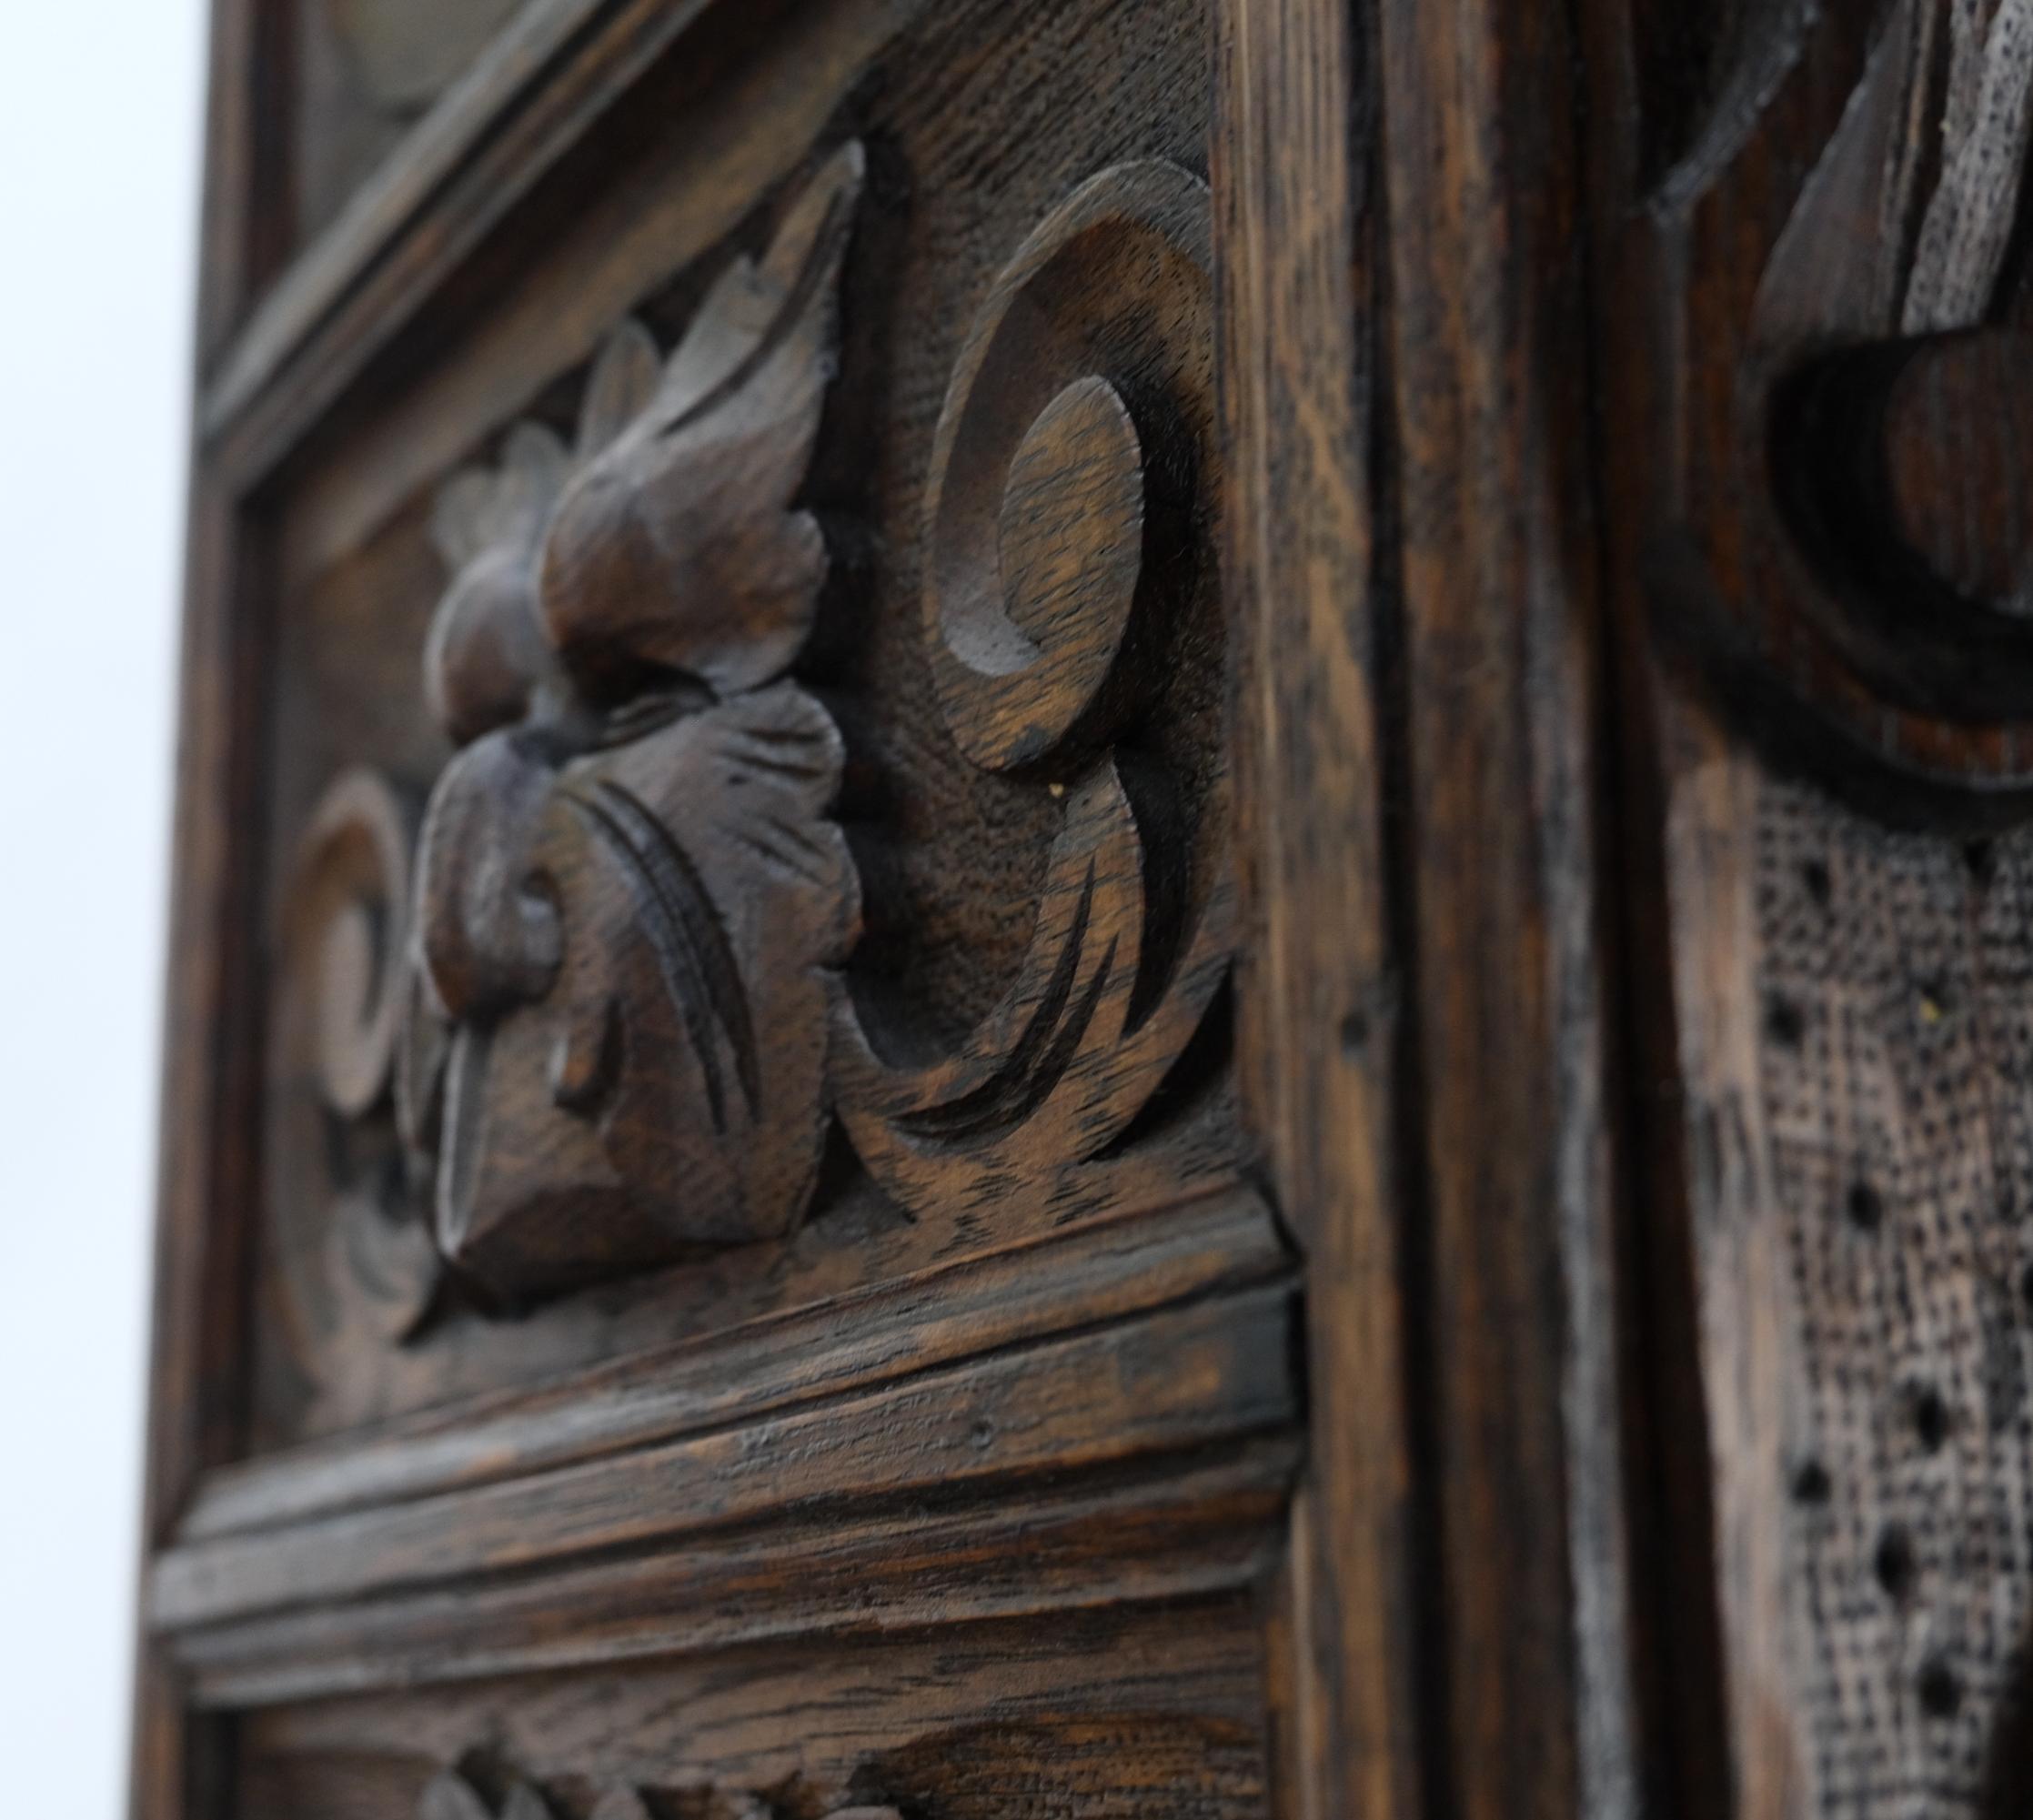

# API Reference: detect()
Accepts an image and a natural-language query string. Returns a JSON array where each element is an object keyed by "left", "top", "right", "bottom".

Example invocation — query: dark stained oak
[
  {"left": 143, "top": 0, "right": 2033, "bottom": 1814},
  {"left": 400, "top": 146, "right": 866, "bottom": 1304},
  {"left": 1584, "top": 0, "right": 2033, "bottom": 1815},
  {"left": 148, "top": 2, "right": 1302, "bottom": 1811}
]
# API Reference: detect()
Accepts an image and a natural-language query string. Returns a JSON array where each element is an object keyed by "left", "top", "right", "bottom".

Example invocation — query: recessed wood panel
[{"left": 244, "top": 0, "right": 1236, "bottom": 1452}]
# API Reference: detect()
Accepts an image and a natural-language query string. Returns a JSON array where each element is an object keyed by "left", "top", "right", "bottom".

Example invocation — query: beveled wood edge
[
  {"left": 179, "top": 1181, "right": 1282, "bottom": 1543},
  {"left": 147, "top": 1280, "right": 1299, "bottom": 1633},
  {"left": 136, "top": 3, "right": 278, "bottom": 1806},
  {"left": 1367, "top": 0, "right": 1646, "bottom": 1806},
  {"left": 275, "top": 1, "right": 899, "bottom": 586},
  {"left": 1213, "top": 1, "right": 1427, "bottom": 1818},
  {"left": 200, "top": 0, "right": 710, "bottom": 445},
  {"left": 170, "top": 1438, "right": 1301, "bottom": 1706}
]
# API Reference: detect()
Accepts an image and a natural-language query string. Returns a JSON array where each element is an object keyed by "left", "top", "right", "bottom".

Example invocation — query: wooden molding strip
[
  {"left": 170, "top": 1440, "right": 1300, "bottom": 1706},
  {"left": 1212, "top": 1, "right": 1427, "bottom": 1817},
  {"left": 200, "top": 0, "right": 791, "bottom": 478},
  {"left": 207, "top": 0, "right": 648, "bottom": 431},
  {"left": 178, "top": 1185, "right": 1283, "bottom": 1543},
  {"left": 1374, "top": 0, "right": 1638, "bottom": 1809},
  {"left": 147, "top": 1281, "right": 1299, "bottom": 1633}
]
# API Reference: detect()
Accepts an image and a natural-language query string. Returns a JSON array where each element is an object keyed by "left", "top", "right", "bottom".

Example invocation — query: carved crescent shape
[
  {"left": 836, "top": 754, "right": 1233, "bottom": 1210},
  {"left": 921, "top": 158, "right": 1214, "bottom": 772}
]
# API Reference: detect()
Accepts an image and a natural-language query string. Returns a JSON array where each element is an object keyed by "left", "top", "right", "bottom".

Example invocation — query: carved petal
[
  {"left": 424, "top": 548, "right": 559, "bottom": 745},
  {"left": 577, "top": 320, "right": 664, "bottom": 458},
  {"left": 538, "top": 144, "right": 863, "bottom": 698},
  {"left": 418, "top": 1775, "right": 496, "bottom": 1820},
  {"left": 428, "top": 425, "right": 570, "bottom": 742},
  {"left": 432, "top": 423, "right": 569, "bottom": 570},
  {"left": 430, "top": 468, "right": 504, "bottom": 573}
]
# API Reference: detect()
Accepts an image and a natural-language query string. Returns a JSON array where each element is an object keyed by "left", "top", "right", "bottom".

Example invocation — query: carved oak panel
[
  {"left": 168, "top": 0, "right": 2033, "bottom": 1808},
  {"left": 144, "top": 0, "right": 1315, "bottom": 1813}
]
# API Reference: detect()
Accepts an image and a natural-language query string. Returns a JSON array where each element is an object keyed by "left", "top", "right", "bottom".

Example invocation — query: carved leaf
[
  {"left": 837, "top": 756, "right": 1228, "bottom": 1211},
  {"left": 540, "top": 142, "right": 865, "bottom": 698},
  {"left": 398, "top": 150, "right": 868, "bottom": 1302}
]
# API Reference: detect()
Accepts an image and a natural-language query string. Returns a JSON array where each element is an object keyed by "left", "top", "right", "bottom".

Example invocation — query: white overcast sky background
[{"left": 0, "top": 1, "right": 206, "bottom": 1802}]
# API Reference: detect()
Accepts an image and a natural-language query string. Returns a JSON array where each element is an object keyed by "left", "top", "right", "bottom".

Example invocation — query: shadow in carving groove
[
  {"left": 891, "top": 859, "right": 1117, "bottom": 1146},
  {"left": 1981, "top": 1637, "right": 2033, "bottom": 1815},
  {"left": 1641, "top": 535, "right": 2033, "bottom": 837},
  {"left": 563, "top": 778, "right": 760, "bottom": 1131}
]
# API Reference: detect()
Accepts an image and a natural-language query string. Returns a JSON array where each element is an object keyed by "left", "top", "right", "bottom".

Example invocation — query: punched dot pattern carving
[{"left": 1758, "top": 776, "right": 2033, "bottom": 1815}]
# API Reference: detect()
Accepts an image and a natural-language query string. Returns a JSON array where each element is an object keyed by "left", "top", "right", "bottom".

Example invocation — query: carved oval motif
[{"left": 298, "top": 767, "right": 414, "bottom": 1119}]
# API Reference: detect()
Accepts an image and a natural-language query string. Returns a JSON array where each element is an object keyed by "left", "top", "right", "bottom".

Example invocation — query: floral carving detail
[
  {"left": 420, "top": 1772, "right": 898, "bottom": 1820},
  {"left": 398, "top": 145, "right": 865, "bottom": 1304}
]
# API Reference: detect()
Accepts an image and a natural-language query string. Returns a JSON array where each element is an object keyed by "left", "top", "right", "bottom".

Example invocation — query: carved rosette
[
  {"left": 397, "top": 145, "right": 866, "bottom": 1304},
  {"left": 834, "top": 159, "right": 1233, "bottom": 1211}
]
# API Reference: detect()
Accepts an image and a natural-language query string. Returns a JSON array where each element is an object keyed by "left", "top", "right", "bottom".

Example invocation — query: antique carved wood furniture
[{"left": 136, "top": 0, "right": 2033, "bottom": 1815}]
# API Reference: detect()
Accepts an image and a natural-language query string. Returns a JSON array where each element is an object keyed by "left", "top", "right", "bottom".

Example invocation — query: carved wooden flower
[
  {"left": 421, "top": 1774, "right": 898, "bottom": 1820},
  {"left": 399, "top": 146, "right": 864, "bottom": 1304}
]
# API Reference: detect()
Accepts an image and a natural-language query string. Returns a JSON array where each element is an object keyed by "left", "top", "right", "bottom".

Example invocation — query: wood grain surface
[{"left": 148, "top": 0, "right": 2033, "bottom": 1813}]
